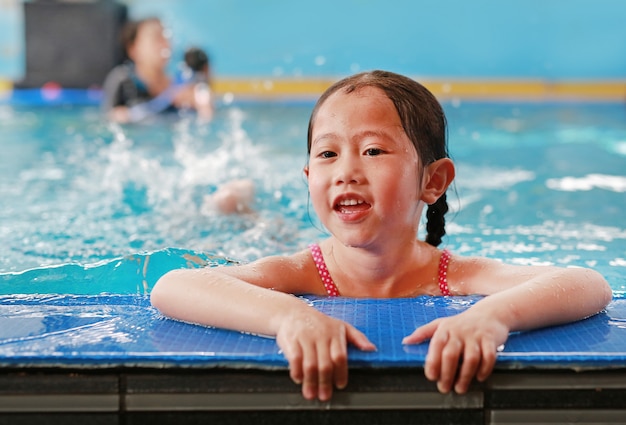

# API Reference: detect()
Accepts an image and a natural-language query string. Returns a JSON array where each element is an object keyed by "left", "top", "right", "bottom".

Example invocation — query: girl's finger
[
  {"left": 300, "top": 342, "right": 319, "bottom": 400},
  {"left": 437, "top": 336, "right": 462, "bottom": 394},
  {"left": 345, "top": 324, "right": 376, "bottom": 351},
  {"left": 477, "top": 338, "right": 498, "bottom": 382},
  {"left": 330, "top": 334, "right": 349, "bottom": 391},
  {"left": 424, "top": 327, "right": 447, "bottom": 382},
  {"left": 316, "top": 340, "right": 334, "bottom": 401},
  {"left": 282, "top": 340, "right": 303, "bottom": 385},
  {"left": 454, "top": 342, "right": 481, "bottom": 394},
  {"left": 402, "top": 320, "right": 438, "bottom": 345}
]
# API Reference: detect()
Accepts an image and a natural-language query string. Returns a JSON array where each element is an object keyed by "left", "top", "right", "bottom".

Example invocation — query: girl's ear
[
  {"left": 420, "top": 158, "right": 455, "bottom": 205},
  {"left": 303, "top": 165, "right": 309, "bottom": 179}
]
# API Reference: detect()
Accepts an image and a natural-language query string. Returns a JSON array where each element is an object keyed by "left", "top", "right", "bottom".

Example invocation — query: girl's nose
[{"left": 334, "top": 155, "right": 363, "bottom": 185}]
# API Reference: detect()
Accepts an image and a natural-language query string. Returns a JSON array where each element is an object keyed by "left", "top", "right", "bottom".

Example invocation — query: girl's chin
[{"left": 333, "top": 234, "right": 373, "bottom": 250}]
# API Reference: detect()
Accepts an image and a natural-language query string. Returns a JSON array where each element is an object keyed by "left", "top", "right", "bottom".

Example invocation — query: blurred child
[
  {"left": 179, "top": 47, "right": 214, "bottom": 120},
  {"left": 181, "top": 47, "right": 212, "bottom": 85},
  {"left": 102, "top": 18, "right": 251, "bottom": 212},
  {"left": 101, "top": 18, "right": 211, "bottom": 123}
]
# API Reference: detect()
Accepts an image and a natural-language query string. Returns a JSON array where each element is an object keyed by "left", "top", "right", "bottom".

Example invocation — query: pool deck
[{"left": 1, "top": 294, "right": 625, "bottom": 424}]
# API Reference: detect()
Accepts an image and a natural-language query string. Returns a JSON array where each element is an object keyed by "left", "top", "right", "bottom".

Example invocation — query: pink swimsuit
[{"left": 309, "top": 243, "right": 452, "bottom": 297}]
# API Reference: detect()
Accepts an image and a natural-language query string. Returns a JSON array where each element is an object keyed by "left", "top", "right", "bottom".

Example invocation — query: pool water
[{"left": 0, "top": 101, "right": 624, "bottom": 294}]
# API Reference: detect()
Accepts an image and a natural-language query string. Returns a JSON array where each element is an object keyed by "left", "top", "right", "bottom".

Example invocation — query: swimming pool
[
  {"left": 1, "top": 97, "right": 625, "bottom": 423},
  {"left": 1, "top": 99, "right": 624, "bottom": 294}
]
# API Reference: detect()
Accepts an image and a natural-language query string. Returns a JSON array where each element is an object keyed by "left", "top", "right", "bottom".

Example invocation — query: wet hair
[
  {"left": 120, "top": 17, "right": 161, "bottom": 56},
  {"left": 184, "top": 47, "right": 210, "bottom": 72},
  {"left": 307, "top": 70, "right": 450, "bottom": 247}
]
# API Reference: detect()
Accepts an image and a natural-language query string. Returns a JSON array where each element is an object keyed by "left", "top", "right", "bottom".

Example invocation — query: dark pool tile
[
  {"left": 487, "top": 389, "right": 626, "bottom": 409},
  {"left": 125, "top": 410, "right": 483, "bottom": 425},
  {"left": 0, "top": 413, "right": 117, "bottom": 425},
  {"left": 0, "top": 371, "right": 118, "bottom": 395}
]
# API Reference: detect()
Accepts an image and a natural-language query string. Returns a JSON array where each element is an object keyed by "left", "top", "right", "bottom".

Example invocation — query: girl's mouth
[{"left": 335, "top": 198, "right": 371, "bottom": 214}]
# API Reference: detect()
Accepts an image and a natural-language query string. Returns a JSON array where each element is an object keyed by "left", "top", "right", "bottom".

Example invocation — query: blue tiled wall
[{"left": 2, "top": 0, "right": 626, "bottom": 81}]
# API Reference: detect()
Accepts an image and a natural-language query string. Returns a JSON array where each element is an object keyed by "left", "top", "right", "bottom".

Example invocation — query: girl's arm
[
  {"left": 150, "top": 256, "right": 375, "bottom": 401},
  {"left": 403, "top": 260, "right": 612, "bottom": 394}
]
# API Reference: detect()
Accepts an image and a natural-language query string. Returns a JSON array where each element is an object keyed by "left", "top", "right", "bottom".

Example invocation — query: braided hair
[{"left": 307, "top": 70, "right": 450, "bottom": 246}]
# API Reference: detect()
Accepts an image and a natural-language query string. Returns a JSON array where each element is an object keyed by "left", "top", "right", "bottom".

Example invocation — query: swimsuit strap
[
  {"left": 309, "top": 243, "right": 340, "bottom": 297},
  {"left": 309, "top": 244, "right": 450, "bottom": 297},
  {"left": 438, "top": 249, "right": 452, "bottom": 296}
]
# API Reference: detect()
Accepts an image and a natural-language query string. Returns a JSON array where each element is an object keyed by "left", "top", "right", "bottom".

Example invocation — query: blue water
[{"left": 1, "top": 101, "right": 625, "bottom": 294}]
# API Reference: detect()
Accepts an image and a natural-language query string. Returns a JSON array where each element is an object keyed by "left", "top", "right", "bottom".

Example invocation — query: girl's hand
[
  {"left": 402, "top": 308, "right": 509, "bottom": 394},
  {"left": 276, "top": 308, "right": 376, "bottom": 401}
]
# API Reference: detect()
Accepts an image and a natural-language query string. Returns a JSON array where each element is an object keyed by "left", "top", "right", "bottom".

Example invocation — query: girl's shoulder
[
  {"left": 446, "top": 252, "right": 562, "bottom": 295},
  {"left": 220, "top": 248, "right": 324, "bottom": 295},
  {"left": 445, "top": 253, "right": 502, "bottom": 295}
]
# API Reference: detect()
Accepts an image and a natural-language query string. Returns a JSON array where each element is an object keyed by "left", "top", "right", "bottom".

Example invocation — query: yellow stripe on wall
[
  {"left": 1, "top": 78, "right": 625, "bottom": 101},
  {"left": 0, "top": 80, "right": 12, "bottom": 92},
  {"left": 424, "top": 79, "right": 626, "bottom": 101},
  {"left": 213, "top": 78, "right": 626, "bottom": 101}
]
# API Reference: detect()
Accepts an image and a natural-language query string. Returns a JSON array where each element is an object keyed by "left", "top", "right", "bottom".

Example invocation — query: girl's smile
[{"left": 333, "top": 192, "right": 371, "bottom": 221}]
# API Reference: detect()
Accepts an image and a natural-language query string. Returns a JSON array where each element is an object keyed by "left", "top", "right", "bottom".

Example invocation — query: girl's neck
[{"left": 321, "top": 238, "right": 440, "bottom": 297}]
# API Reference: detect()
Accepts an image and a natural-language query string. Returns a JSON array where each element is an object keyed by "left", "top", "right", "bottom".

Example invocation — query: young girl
[{"left": 151, "top": 70, "right": 612, "bottom": 401}]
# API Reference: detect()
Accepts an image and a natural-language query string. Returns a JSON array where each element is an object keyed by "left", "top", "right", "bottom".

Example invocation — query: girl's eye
[
  {"left": 319, "top": 151, "right": 337, "bottom": 158},
  {"left": 365, "top": 148, "right": 383, "bottom": 156}
]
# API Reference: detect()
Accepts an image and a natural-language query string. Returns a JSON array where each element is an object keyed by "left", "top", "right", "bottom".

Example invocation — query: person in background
[
  {"left": 101, "top": 17, "right": 212, "bottom": 123},
  {"left": 181, "top": 47, "right": 212, "bottom": 85},
  {"left": 102, "top": 18, "right": 251, "bottom": 213},
  {"left": 178, "top": 47, "right": 214, "bottom": 120}
]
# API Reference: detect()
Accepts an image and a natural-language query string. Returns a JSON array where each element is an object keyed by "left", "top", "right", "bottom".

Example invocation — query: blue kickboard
[{"left": 0, "top": 294, "right": 625, "bottom": 369}]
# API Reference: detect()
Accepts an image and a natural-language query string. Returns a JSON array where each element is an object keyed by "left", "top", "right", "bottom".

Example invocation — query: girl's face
[
  {"left": 128, "top": 20, "right": 170, "bottom": 69},
  {"left": 305, "top": 86, "right": 426, "bottom": 248}
]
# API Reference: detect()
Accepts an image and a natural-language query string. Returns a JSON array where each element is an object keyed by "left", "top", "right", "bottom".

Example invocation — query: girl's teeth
[{"left": 340, "top": 199, "right": 363, "bottom": 206}]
